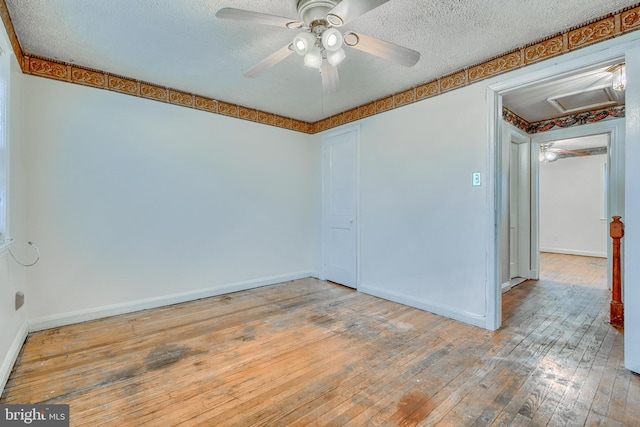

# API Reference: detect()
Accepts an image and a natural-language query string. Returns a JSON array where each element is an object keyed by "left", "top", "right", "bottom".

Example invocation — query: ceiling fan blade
[
  {"left": 553, "top": 148, "right": 590, "bottom": 156},
  {"left": 244, "top": 44, "right": 294, "bottom": 78},
  {"left": 216, "top": 8, "right": 303, "bottom": 29},
  {"left": 326, "top": 0, "right": 390, "bottom": 26},
  {"left": 343, "top": 32, "right": 420, "bottom": 67},
  {"left": 321, "top": 60, "right": 339, "bottom": 94}
]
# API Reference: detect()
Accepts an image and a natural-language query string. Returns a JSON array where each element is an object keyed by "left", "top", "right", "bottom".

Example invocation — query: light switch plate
[{"left": 472, "top": 172, "right": 482, "bottom": 186}]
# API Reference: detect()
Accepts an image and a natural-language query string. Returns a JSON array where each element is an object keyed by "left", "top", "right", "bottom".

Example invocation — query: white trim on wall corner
[
  {"left": 359, "top": 283, "right": 486, "bottom": 329},
  {"left": 28, "top": 271, "right": 313, "bottom": 332},
  {"left": 0, "top": 321, "right": 28, "bottom": 394}
]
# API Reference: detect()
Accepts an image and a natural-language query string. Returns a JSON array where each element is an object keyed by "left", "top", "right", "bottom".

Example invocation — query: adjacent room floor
[
  {"left": 538, "top": 252, "right": 608, "bottom": 290},
  {"left": 2, "top": 253, "right": 637, "bottom": 426}
]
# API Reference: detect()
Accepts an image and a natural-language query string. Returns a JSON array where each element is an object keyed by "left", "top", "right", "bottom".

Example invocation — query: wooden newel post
[{"left": 610, "top": 216, "right": 624, "bottom": 329}]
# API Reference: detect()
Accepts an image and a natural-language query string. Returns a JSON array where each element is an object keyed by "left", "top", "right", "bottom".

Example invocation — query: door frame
[
  {"left": 320, "top": 125, "right": 361, "bottom": 288},
  {"left": 485, "top": 36, "right": 635, "bottom": 331},
  {"left": 530, "top": 120, "right": 625, "bottom": 285},
  {"left": 503, "top": 124, "right": 532, "bottom": 293}
]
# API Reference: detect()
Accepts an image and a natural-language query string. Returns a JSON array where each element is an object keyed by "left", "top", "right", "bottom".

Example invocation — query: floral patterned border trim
[
  {"left": 503, "top": 106, "right": 626, "bottom": 134},
  {"left": 21, "top": 55, "right": 312, "bottom": 133},
  {"left": 0, "top": 0, "right": 638, "bottom": 135},
  {"left": 502, "top": 108, "right": 531, "bottom": 133}
]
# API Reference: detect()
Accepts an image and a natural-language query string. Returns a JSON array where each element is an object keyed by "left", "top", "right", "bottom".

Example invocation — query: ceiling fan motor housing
[{"left": 297, "top": 0, "right": 340, "bottom": 27}]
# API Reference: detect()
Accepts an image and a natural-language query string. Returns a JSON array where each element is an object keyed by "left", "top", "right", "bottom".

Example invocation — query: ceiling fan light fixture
[
  {"left": 608, "top": 63, "right": 626, "bottom": 92},
  {"left": 539, "top": 142, "right": 558, "bottom": 163},
  {"left": 327, "top": 48, "right": 346, "bottom": 66},
  {"left": 304, "top": 46, "right": 323, "bottom": 69},
  {"left": 293, "top": 32, "right": 316, "bottom": 56},
  {"left": 322, "top": 28, "right": 343, "bottom": 51}
]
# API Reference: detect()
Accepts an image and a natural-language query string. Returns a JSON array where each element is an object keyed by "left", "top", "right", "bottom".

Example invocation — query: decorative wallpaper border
[
  {"left": 23, "top": 55, "right": 314, "bottom": 134},
  {"left": 0, "top": 1, "right": 639, "bottom": 134},
  {"left": 503, "top": 105, "right": 626, "bottom": 134}
]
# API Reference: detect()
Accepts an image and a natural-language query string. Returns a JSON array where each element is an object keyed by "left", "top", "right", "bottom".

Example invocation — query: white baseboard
[
  {"left": 358, "top": 283, "right": 486, "bottom": 329},
  {"left": 502, "top": 277, "right": 527, "bottom": 293},
  {"left": 0, "top": 321, "right": 28, "bottom": 394},
  {"left": 28, "top": 271, "right": 313, "bottom": 332},
  {"left": 502, "top": 281, "right": 512, "bottom": 293},
  {"left": 540, "top": 248, "right": 607, "bottom": 258}
]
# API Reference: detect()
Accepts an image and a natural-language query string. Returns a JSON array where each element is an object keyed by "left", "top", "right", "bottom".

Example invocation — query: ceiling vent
[{"left": 547, "top": 84, "right": 619, "bottom": 115}]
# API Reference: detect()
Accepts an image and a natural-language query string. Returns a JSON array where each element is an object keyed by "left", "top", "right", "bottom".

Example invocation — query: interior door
[{"left": 322, "top": 127, "right": 358, "bottom": 288}]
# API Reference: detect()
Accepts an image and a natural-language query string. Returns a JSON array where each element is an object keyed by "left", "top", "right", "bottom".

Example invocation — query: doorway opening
[
  {"left": 530, "top": 122, "right": 624, "bottom": 291},
  {"left": 499, "top": 121, "right": 624, "bottom": 327},
  {"left": 486, "top": 49, "right": 627, "bottom": 331},
  {"left": 537, "top": 133, "right": 610, "bottom": 291}
]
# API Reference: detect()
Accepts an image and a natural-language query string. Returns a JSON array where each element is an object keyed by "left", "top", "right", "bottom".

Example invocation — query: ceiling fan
[
  {"left": 539, "top": 142, "right": 590, "bottom": 163},
  {"left": 216, "top": 0, "right": 421, "bottom": 94}
]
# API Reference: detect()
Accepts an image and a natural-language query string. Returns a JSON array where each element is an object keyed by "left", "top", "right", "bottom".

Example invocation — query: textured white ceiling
[
  {"left": 5, "top": 0, "right": 638, "bottom": 122},
  {"left": 503, "top": 62, "right": 626, "bottom": 122}
]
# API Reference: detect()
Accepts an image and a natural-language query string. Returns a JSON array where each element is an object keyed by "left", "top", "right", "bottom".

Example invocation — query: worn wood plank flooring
[{"left": 2, "top": 253, "right": 638, "bottom": 426}]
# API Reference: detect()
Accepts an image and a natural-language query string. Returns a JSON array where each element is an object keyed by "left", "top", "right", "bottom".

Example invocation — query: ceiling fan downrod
[{"left": 297, "top": 0, "right": 340, "bottom": 27}]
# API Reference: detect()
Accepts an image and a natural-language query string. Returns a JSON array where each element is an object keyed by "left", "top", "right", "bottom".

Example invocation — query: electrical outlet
[
  {"left": 15, "top": 291, "right": 24, "bottom": 311},
  {"left": 472, "top": 172, "right": 482, "bottom": 186}
]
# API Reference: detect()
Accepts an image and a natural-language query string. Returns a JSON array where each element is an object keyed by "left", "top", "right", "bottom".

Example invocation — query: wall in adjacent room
[{"left": 539, "top": 150, "right": 608, "bottom": 257}]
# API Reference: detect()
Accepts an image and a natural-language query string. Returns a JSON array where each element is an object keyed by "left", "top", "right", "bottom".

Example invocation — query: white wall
[
  {"left": 22, "top": 76, "right": 318, "bottom": 328},
  {"left": 22, "top": 69, "right": 491, "bottom": 334},
  {"left": 353, "top": 83, "right": 488, "bottom": 327},
  {"left": 0, "top": 51, "right": 29, "bottom": 391},
  {"left": 624, "top": 46, "right": 640, "bottom": 374},
  {"left": 539, "top": 151, "right": 608, "bottom": 257}
]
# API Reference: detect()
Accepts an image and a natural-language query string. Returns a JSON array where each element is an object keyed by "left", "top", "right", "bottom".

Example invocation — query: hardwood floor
[
  {"left": 2, "top": 254, "right": 637, "bottom": 426},
  {"left": 539, "top": 252, "right": 607, "bottom": 290}
]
